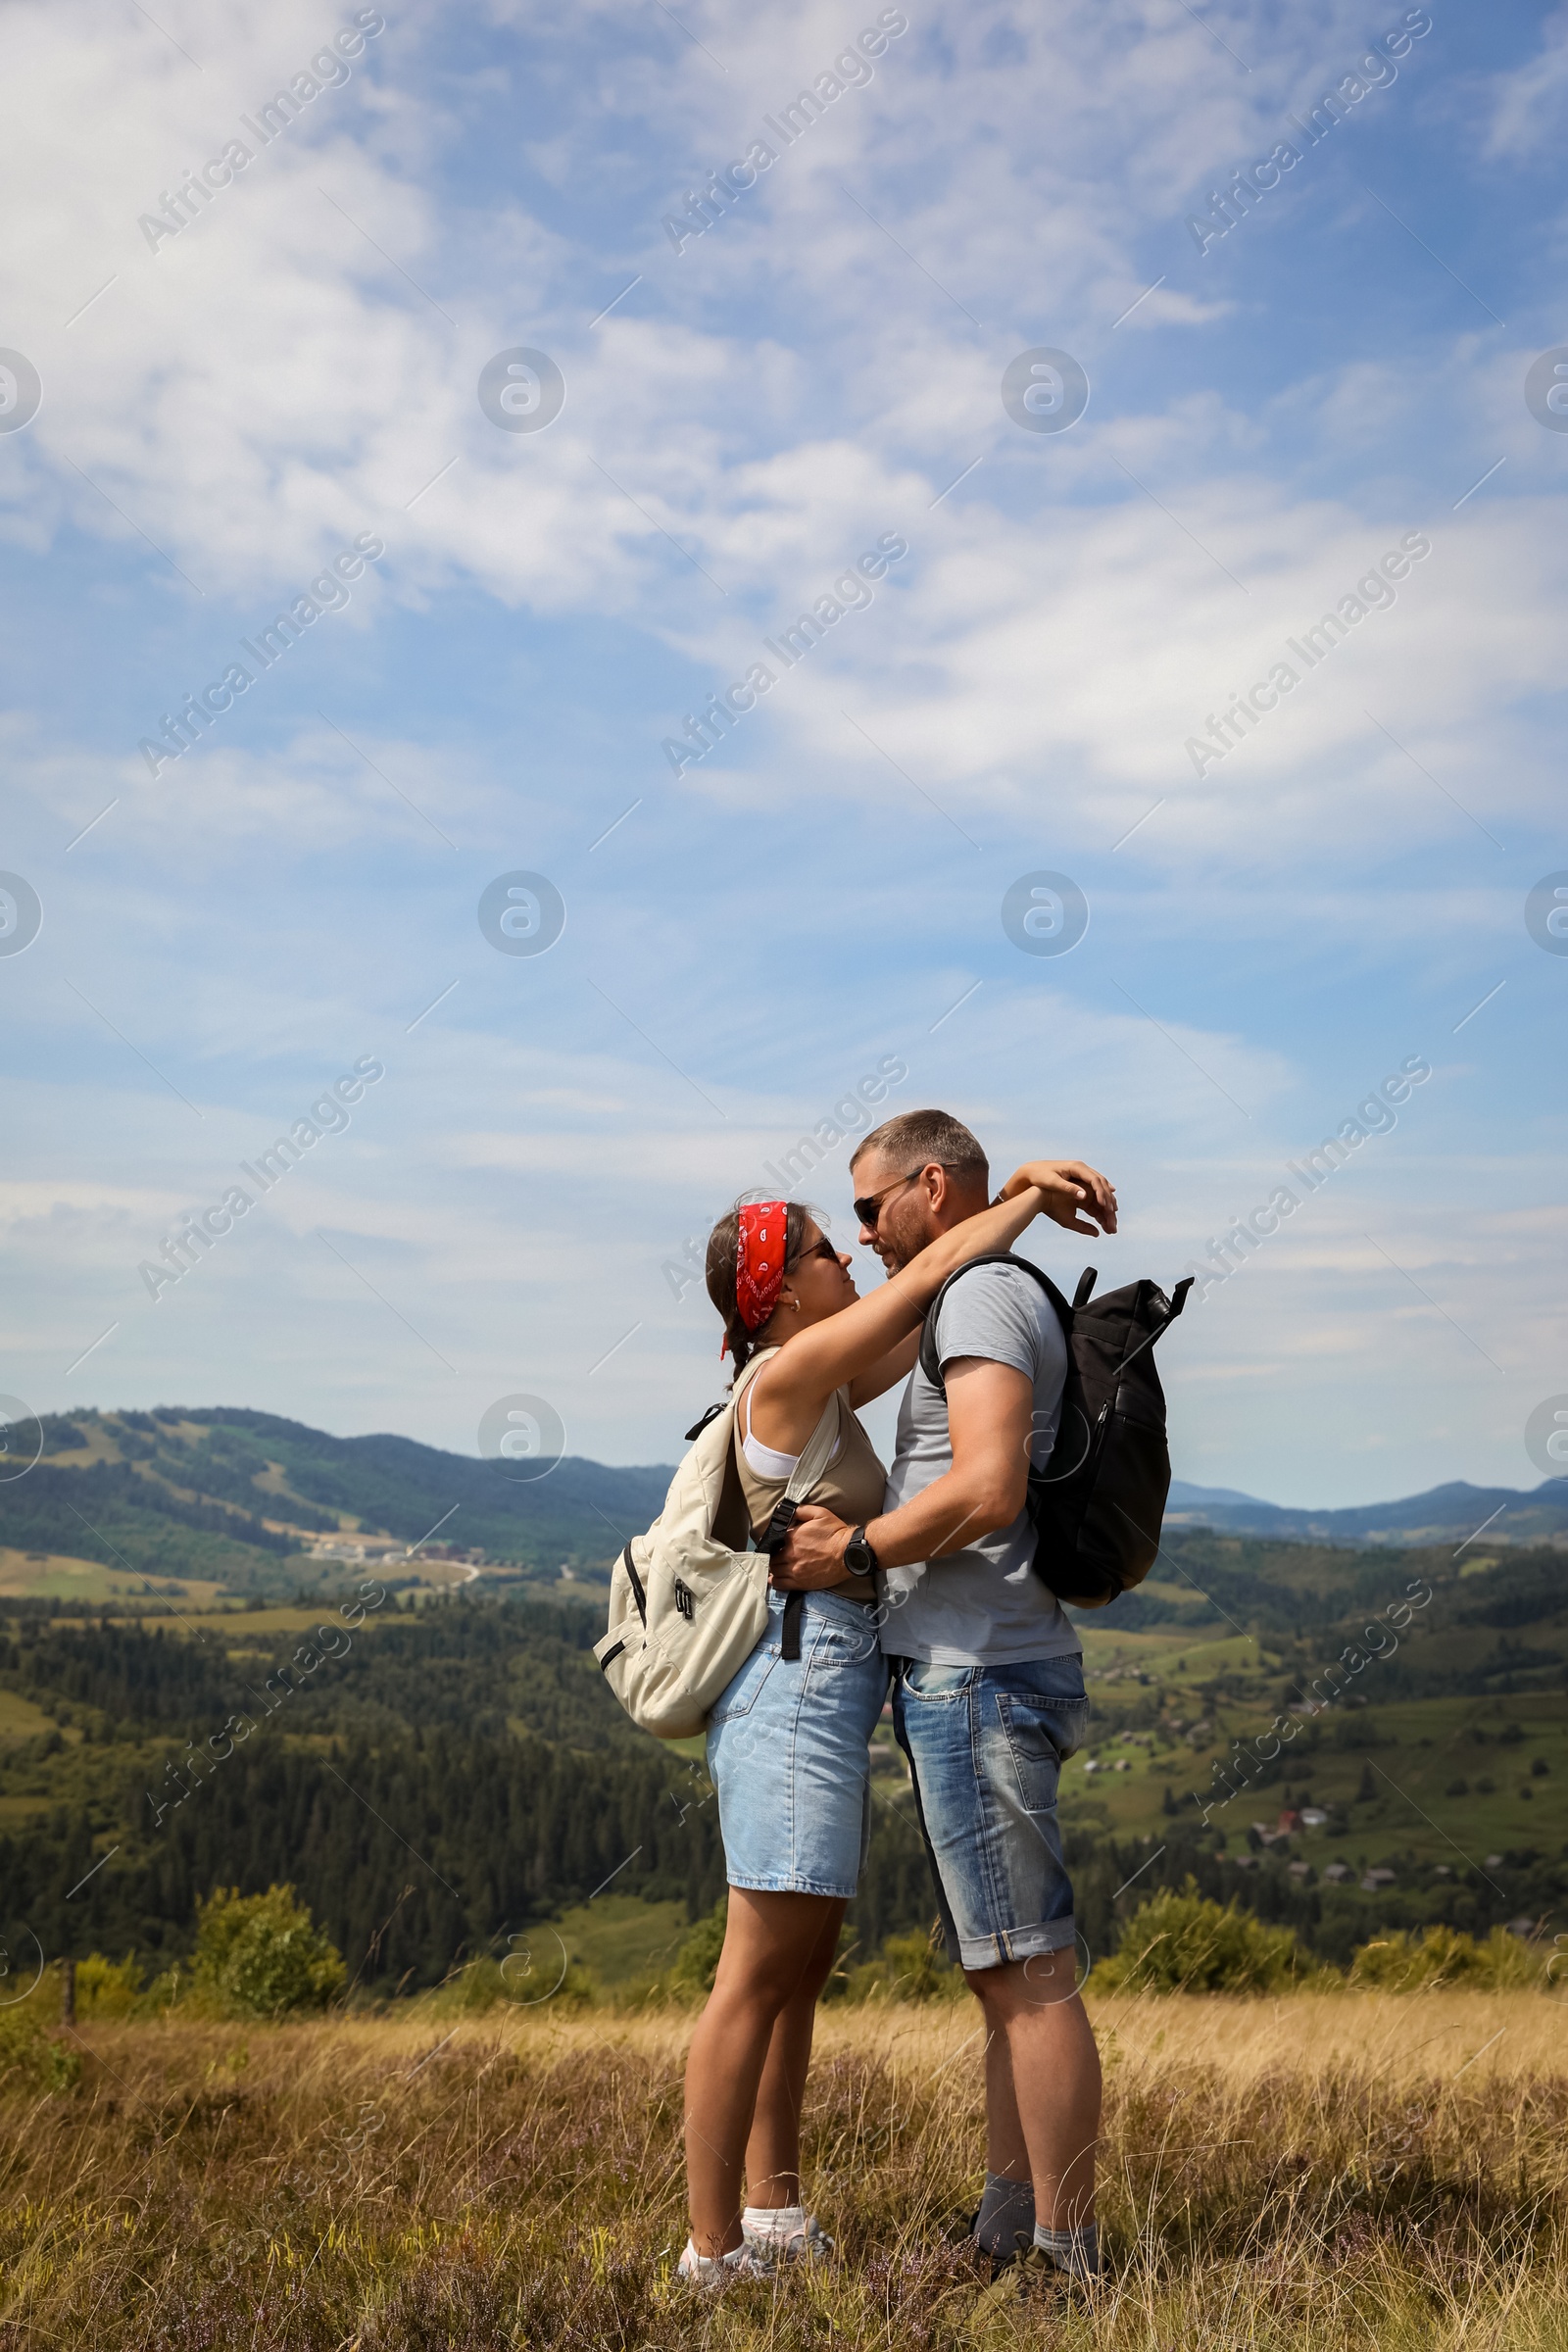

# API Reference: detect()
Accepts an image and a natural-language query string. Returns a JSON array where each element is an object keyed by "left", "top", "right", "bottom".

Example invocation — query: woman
[{"left": 678, "top": 1156, "right": 1115, "bottom": 2285}]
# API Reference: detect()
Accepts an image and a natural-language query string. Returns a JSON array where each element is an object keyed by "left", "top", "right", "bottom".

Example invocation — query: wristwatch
[{"left": 843, "top": 1525, "right": 880, "bottom": 1577}]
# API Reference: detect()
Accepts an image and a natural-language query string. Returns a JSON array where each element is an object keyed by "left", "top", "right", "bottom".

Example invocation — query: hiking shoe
[
  {"left": 944, "top": 2208, "right": 1032, "bottom": 2279},
  {"left": 968, "top": 2244, "right": 1096, "bottom": 2314},
  {"left": 675, "top": 2238, "right": 776, "bottom": 2288},
  {"left": 743, "top": 2210, "right": 833, "bottom": 2262},
  {"left": 967, "top": 2230, "right": 1036, "bottom": 2281}
]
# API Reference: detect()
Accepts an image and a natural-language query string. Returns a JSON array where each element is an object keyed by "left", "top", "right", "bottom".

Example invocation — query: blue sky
[{"left": 2, "top": 0, "right": 1564, "bottom": 1505}]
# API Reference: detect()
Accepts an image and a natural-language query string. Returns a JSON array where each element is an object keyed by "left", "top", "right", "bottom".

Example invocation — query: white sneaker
[
  {"left": 675, "top": 2237, "right": 776, "bottom": 2288},
  {"left": 743, "top": 2208, "right": 834, "bottom": 2261}
]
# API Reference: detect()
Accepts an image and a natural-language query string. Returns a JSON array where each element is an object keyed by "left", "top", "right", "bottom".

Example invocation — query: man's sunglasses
[{"left": 853, "top": 1168, "right": 924, "bottom": 1230}]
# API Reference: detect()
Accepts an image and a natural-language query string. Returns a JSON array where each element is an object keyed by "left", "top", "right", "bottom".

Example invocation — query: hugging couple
[{"left": 677, "top": 1106, "right": 1116, "bottom": 2290}]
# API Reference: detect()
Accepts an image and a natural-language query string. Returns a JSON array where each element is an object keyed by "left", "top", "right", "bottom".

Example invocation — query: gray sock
[
  {"left": 1033, "top": 2220, "right": 1099, "bottom": 2278},
  {"left": 975, "top": 2172, "right": 1034, "bottom": 2260}
]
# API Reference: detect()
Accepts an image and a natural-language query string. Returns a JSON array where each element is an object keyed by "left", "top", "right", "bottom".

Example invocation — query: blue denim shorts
[
  {"left": 706, "top": 1590, "right": 890, "bottom": 1900},
  {"left": 891, "top": 1652, "right": 1089, "bottom": 1972}
]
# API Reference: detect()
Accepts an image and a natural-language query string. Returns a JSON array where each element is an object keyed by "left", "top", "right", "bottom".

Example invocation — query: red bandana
[{"left": 734, "top": 1201, "right": 788, "bottom": 1336}]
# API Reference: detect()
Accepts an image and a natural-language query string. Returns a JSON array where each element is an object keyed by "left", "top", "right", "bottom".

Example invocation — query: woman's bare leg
[
  {"left": 684, "top": 1888, "right": 844, "bottom": 2254},
  {"left": 743, "top": 1898, "right": 845, "bottom": 2207}
]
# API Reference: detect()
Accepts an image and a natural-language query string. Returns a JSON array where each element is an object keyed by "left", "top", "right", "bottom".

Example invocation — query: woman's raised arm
[
  {"left": 757, "top": 1183, "right": 1054, "bottom": 1428},
  {"left": 999, "top": 1156, "right": 1117, "bottom": 1236}
]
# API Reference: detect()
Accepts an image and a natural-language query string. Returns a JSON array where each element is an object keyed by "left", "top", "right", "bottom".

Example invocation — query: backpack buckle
[{"left": 758, "top": 1496, "right": 798, "bottom": 1554}]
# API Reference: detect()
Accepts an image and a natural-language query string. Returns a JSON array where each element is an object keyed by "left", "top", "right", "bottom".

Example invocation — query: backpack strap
[
  {"left": 619, "top": 1542, "right": 647, "bottom": 1627},
  {"left": 789, "top": 1390, "right": 846, "bottom": 1499},
  {"left": 747, "top": 1387, "right": 844, "bottom": 1663},
  {"left": 754, "top": 1389, "right": 842, "bottom": 1553},
  {"left": 916, "top": 1252, "right": 1073, "bottom": 1396}
]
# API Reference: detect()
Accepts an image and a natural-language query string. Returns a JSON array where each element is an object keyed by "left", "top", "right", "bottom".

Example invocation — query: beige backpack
[{"left": 593, "top": 1349, "right": 842, "bottom": 1740}]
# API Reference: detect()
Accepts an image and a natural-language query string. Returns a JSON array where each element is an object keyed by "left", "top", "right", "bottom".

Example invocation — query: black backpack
[{"left": 916, "top": 1253, "right": 1194, "bottom": 1609}]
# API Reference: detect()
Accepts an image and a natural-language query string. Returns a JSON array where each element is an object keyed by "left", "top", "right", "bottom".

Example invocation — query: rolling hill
[{"left": 0, "top": 1407, "right": 673, "bottom": 1601}]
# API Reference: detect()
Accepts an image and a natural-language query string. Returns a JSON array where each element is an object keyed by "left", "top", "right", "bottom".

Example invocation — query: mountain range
[
  {"left": 1164, "top": 1477, "right": 1568, "bottom": 1548},
  {"left": 3, "top": 1406, "right": 1564, "bottom": 1606}
]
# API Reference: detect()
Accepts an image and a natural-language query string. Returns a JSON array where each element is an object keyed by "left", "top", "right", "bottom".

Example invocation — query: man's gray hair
[{"left": 851, "top": 1107, "right": 988, "bottom": 1182}]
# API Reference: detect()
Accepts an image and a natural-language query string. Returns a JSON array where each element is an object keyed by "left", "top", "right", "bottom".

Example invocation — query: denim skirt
[{"left": 706, "top": 1588, "right": 890, "bottom": 1900}]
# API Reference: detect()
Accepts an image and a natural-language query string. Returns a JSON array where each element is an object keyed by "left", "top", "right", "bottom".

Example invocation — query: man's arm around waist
[{"left": 772, "top": 1357, "right": 1033, "bottom": 1587}]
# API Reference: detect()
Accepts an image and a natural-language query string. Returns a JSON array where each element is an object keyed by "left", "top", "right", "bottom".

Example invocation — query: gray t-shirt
[{"left": 880, "top": 1259, "right": 1077, "bottom": 1666}]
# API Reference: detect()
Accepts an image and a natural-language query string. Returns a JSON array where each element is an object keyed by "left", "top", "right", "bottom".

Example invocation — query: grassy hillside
[
  {"left": 0, "top": 1407, "right": 676, "bottom": 1600},
  {"left": 1054, "top": 1529, "right": 1567, "bottom": 1961}
]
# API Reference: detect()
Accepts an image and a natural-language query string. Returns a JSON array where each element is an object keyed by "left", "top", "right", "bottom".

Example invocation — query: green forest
[{"left": 1, "top": 1501, "right": 1563, "bottom": 1994}]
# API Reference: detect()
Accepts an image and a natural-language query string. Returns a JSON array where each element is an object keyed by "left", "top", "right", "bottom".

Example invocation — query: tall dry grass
[{"left": 0, "top": 1992, "right": 1564, "bottom": 2349}]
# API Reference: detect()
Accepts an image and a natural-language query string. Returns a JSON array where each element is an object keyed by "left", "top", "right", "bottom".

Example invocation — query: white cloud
[
  {"left": 1482, "top": 5, "right": 1568, "bottom": 157},
  {"left": 0, "top": 0, "right": 1435, "bottom": 620}
]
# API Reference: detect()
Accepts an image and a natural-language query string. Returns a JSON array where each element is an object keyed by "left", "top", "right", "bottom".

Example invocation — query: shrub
[
  {"left": 191, "top": 1885, "right": 345, "bottom": 2020},
  {"left": 74, "top": 1954, "right": 144, "bottom": 2020},
  {"left": 1348, "top": 1924, "right": 1551, "bottom": 1991},
  {"left": 0, "top": 2006, "right": 80, "bottom": 2093},
  {"left": 670, "top": 1897, "right": 728, "bottom": 1996},
  {"left": 1089, "top": 1883, "right": 1304, "bottom": 1994},
  {"left": 841, "top": 1927, "right": 960, "bottom": 2004},
  {"left": 419, "top": 1952, "right": 593, "bottom": 2016}
]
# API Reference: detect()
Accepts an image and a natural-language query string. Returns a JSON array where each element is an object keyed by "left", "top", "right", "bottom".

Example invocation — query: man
[{"left": 773, "top": 1107, "right": 1112, "bottom": 2287}]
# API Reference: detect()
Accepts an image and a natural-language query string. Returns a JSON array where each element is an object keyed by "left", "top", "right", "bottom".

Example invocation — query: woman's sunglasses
[{"left": 790, "top": 1236, "right": 841, "bottom": 1271}]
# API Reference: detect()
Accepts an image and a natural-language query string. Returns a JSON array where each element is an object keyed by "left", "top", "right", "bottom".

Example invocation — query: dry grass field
[{"left": 1, "top": 1990, "right": 1564, "bottom": 2349}]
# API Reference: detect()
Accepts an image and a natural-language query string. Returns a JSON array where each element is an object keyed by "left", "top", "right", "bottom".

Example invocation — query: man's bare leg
[{"left": 967, "top": 1960, "right": 1101, "bottom": 2230}]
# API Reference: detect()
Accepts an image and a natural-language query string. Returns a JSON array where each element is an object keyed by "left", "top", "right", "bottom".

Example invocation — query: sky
[{"left": 1, "top": 0, "right": 1564, "bottom": 1508}]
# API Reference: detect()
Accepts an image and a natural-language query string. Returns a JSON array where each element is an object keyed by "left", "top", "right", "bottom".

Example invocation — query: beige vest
[{"left": 733, "top": 1354, "right": 887, "bottom": 1600}]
